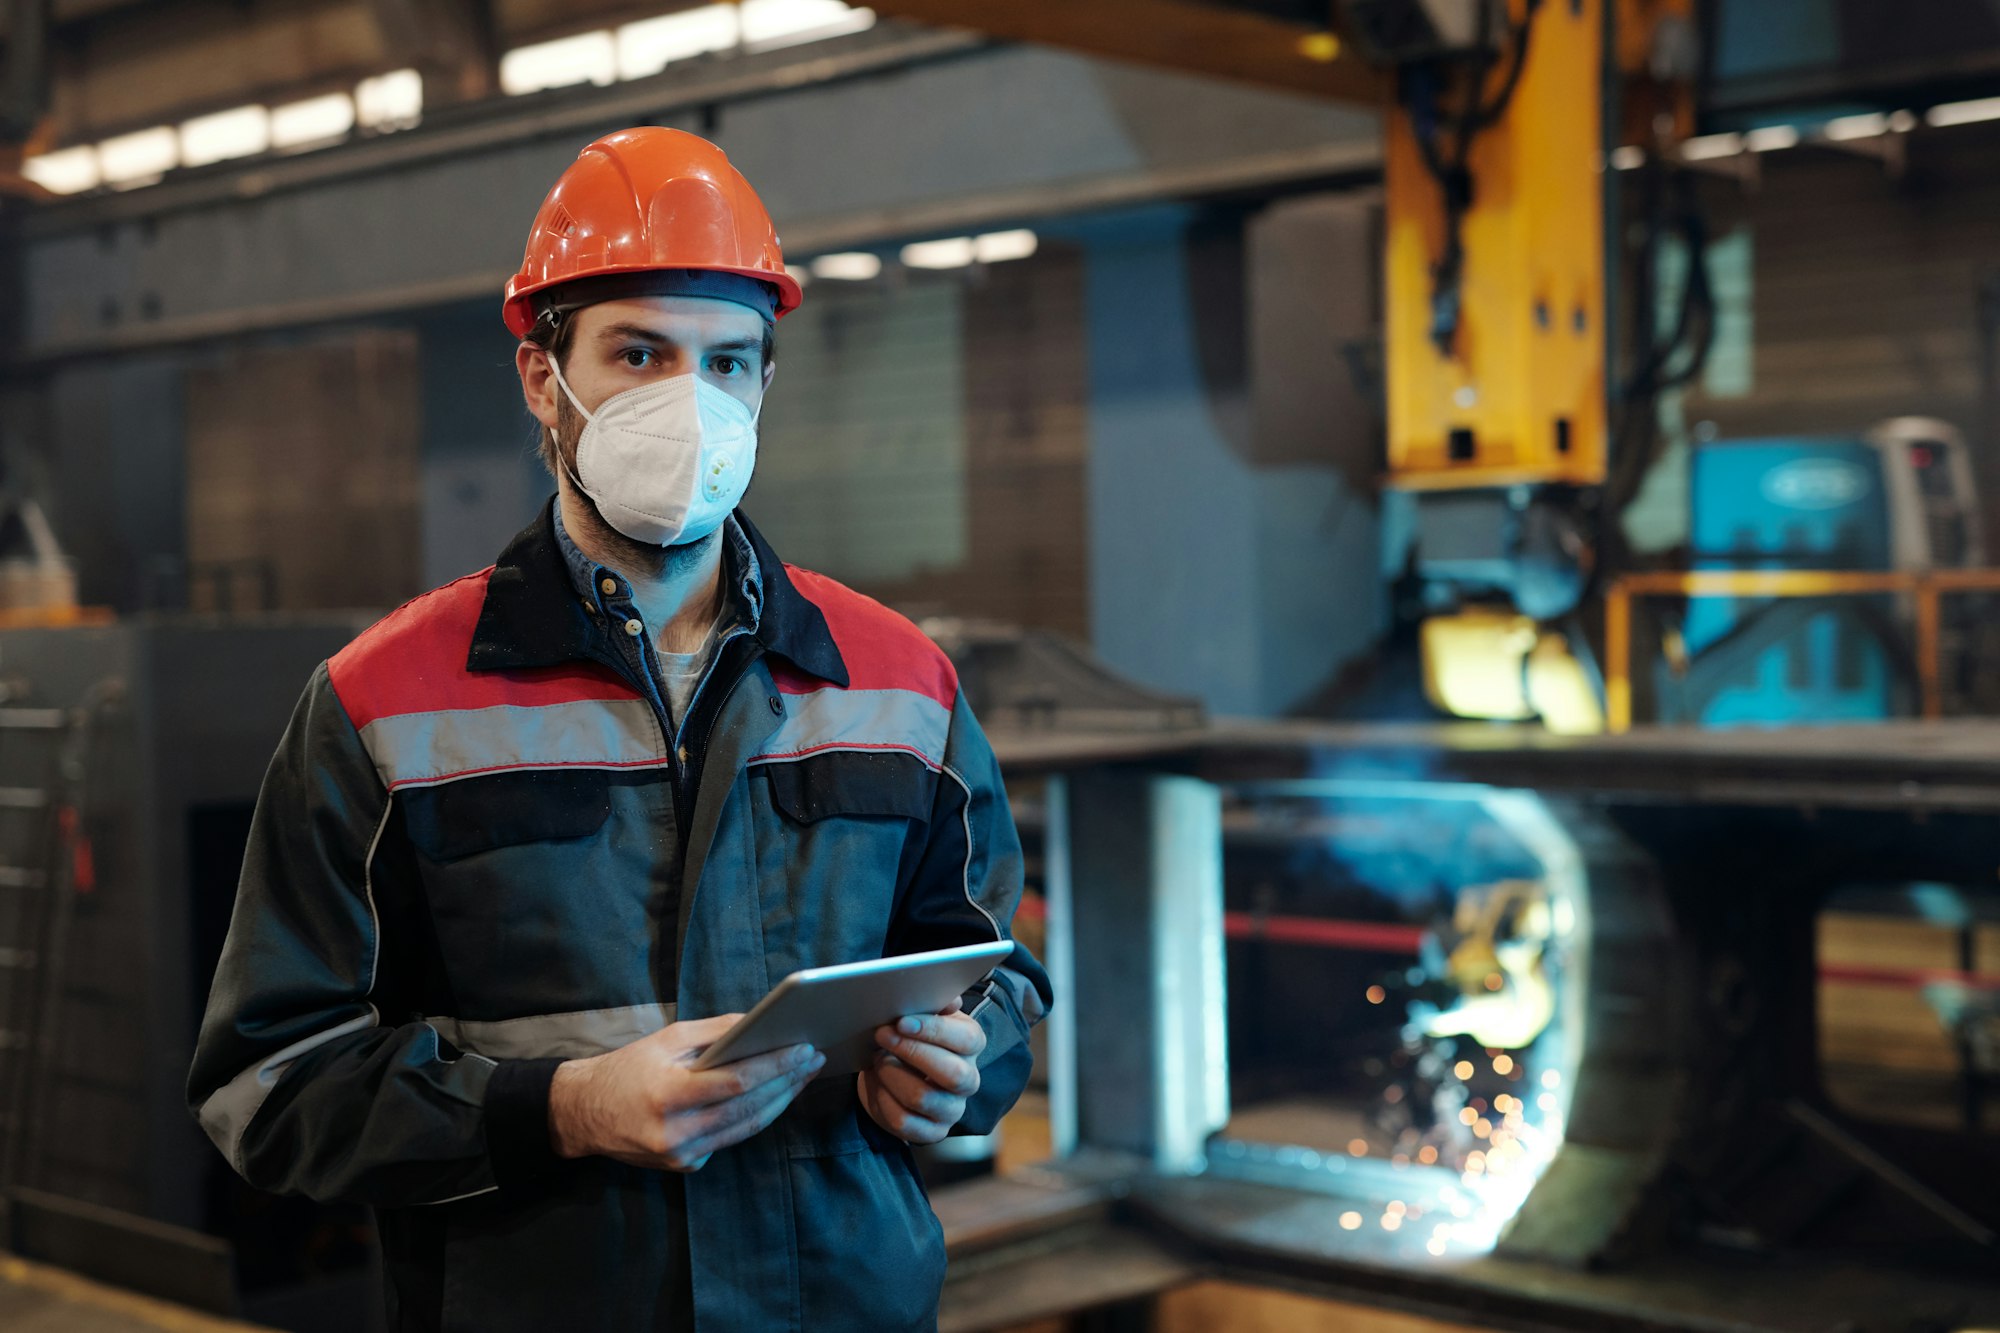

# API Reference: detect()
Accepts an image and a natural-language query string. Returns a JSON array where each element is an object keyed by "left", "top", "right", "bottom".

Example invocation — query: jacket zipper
[{"left": 669, "top": 628, "right": 763, "bottom": 835}]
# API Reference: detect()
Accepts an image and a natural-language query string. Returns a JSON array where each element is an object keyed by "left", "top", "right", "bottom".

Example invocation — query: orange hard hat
[{"left": 502, "top": 126, "right": 803, "bottom": 338}]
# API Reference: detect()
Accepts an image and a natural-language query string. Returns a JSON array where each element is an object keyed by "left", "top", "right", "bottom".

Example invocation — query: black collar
[{"left": 467, "top": 500, "right": 850, "bottom": 689}]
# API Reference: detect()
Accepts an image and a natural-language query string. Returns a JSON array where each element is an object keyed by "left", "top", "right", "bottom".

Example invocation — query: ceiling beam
[{"left": 866, "top": 0, "right": 1385, "bottom": 103}]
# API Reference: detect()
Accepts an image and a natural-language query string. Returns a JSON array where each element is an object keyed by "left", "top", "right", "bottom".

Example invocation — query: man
[{"left": 187, "top": 127, "right": 1052, "bottom": 1332}]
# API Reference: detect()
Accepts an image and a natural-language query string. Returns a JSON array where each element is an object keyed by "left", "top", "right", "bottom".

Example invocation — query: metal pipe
[
  {"left": 1916, "top": 582, "right": 1942, "bottom": 719},
  {"left": 1605, "top": 583, "right": 1631, "bottom": 731}
]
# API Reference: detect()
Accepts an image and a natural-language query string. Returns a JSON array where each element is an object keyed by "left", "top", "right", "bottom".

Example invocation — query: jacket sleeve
[
  {"left": 186, "top": 662, "right": 553, "bottom": 1206},
  {"left": 886, "top": 688, "right": 1053, "bottom": 1137}
]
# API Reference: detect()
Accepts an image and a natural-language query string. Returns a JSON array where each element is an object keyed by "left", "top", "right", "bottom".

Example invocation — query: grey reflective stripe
[
  {"left": 358, "top": 698, "right": 668, "bottom": 790},
  {"left": 196, "top": 1010, "right": 378, "bottom": 1173},
  {"left": 426, "top": 1002, "right": 679, "bottom": 1060},
  {"left": 942, "top": 763, "right": 1004, "bottom": 941},
  {"left": 749, "top": 687, "right": 951, "bottom": 770},
  {"left": 943, "top": 761, "right": 1007, "bottom": 1027}
]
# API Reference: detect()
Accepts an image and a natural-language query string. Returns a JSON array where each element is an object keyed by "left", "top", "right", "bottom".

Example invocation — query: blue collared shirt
[{"left": 551, "top": 498, "right": 765, "bottom": 744}]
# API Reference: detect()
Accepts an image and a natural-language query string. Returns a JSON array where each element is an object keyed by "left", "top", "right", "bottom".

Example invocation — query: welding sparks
[{"left": 1254, "top": 786, "right": 1582, "bottom": 1265}]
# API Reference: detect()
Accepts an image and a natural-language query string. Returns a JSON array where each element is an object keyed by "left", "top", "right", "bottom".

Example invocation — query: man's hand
[
  {"left": 858, "top": 997, "right": 986, "bottom": 1145},
  {"left": 548, "top": 1015, "right": 824, "bottom": 1172}
]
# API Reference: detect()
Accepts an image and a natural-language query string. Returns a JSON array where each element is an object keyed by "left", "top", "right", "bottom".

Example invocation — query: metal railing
[{"left": 1603, "top": 567, "right": 2000, "bottom": 732}]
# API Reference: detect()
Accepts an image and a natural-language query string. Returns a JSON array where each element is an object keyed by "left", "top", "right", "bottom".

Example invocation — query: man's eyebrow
[
  {"left": 594, "top": 324, "right": 762, "bottom": 356},
  {"left": 596, "top": 322, "right": 675, "bottom": 345}
]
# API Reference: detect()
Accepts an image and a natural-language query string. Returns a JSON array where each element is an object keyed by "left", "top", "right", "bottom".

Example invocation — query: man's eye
[
  {"left": 622, "top": 348, "right": 654, "bottom": 368},
  {"left": 712, "top": 355, "right": 743, "bottom": 377}
]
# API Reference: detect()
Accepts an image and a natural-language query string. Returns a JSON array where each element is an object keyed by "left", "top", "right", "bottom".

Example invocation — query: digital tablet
[{"left": 691, "top": 940, "right": 1014, "bottom": 1076}]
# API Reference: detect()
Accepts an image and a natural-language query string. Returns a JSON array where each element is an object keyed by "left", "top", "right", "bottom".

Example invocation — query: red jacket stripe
[
  {"left": 327, "top": 569, "right": 639, "bottom": 730},
  {"left": 780, "top": 565, "right": 958, "bottom": 708}
]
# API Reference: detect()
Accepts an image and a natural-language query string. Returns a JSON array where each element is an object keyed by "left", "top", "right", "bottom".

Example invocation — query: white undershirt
[{"left": 657, "top": 604, "right": 735, "bottom": 733}]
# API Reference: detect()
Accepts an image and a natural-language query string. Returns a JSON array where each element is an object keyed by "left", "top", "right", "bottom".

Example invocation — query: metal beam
[
  {"left": 868, "top": 0, "right": 1385, "bottom": 103},
  {"left": 1, "top": 0, "right": 48, "bottom": 146},
  {"left": 12, "top": 138, "right": 1378, "bottom": 365},
  {"left": 9, "top": 37, "right": 1381, "bottom": 365},
  {"left": 14, "top": 25, "right": 986, "bottom": 237},
  {"left": 1066, "top": 770, "right": 1229, "bottom": 1172},
  {"left": 370, "top": 0, "right": 501, "bottom": 109}
]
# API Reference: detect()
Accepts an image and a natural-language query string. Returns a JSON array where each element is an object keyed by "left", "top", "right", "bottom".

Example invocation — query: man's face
[{"left": 517, "top": 294, "right": 775, "bottom": 456}]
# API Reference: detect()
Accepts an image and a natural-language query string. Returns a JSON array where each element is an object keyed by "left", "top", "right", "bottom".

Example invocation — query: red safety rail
[{"left": 1011, "top": 895, "right": 2000, "bottom": 992}]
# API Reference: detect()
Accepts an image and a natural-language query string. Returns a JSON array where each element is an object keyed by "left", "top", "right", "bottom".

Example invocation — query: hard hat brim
[{"left": 504, "top": 260, "right": 803, "bottom": 339}]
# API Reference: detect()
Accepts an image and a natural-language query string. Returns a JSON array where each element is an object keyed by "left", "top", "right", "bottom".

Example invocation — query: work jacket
[{"left": 186, "top": 504, "right": 1053, "bottom": 1332}]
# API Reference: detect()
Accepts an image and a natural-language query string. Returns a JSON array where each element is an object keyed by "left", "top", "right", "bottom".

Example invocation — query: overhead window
[{"left": 500, "top": 30, "right": 618, "bottom": 96}]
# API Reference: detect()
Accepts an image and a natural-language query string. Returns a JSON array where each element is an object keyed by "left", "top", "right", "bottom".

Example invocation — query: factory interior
[{"left": 2, "top": 0, "right": 2000, "bottom": 1329}]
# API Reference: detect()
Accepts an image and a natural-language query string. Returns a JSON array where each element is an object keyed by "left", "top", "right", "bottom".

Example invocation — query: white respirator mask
[{"left": 545, "top": 353, "right": 764, "bottom": 547}]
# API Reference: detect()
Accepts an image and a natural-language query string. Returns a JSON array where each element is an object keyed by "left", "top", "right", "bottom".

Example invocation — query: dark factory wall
[
  {"left": 1637, "top": 120, "right": 2000, "bottom": 550},
  {"left": 1079, "top": 202, "right": 1384, "bottom": 718},
  {"left": 753, "top": 242, "right": 1092, "bottom": 642},
  {"left": 29, "top": 355, "right": 186, "bottom": 613}
]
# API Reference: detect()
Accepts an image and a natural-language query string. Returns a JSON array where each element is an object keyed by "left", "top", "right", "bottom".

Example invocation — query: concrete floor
[{"left": 0, "top": 1257, "right": 267, "bottom": 1333}]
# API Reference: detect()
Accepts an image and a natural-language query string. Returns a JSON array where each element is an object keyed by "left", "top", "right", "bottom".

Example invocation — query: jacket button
[
  {"left": 623, "top": 618, "right": 643, "bottom": 637},
  {"left": 768, "top": 695, "right": 784, "bottom": 716},
  {"left": 600, "top": 577, "right": 619, "bottom": 596}
]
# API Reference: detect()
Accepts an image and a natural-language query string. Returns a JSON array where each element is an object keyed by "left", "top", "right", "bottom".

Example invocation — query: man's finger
[
  {"left": 871, "top": 1056, "right": 966, "bottom": 1124},
  {"left": 679, "top": 1042, "right": 819, "bottom": 1107},
  {"left": 678, "top": 1059, "right": 820, "bottom": 1156},
  {"left": 872, "top": 1035, "right": 980, "bottom": 1098},
  {"left": 879, "top": 1011, "right": 985, "bottom": 1057},
  {"left": 659, "top": 1014, "right": 746, "bottom": 1056},
  {"left": 861, "top": 1070, "right": 951, "bottom": 1143},
  {"left": 860, "top": 1064, "right": 952, "bottom": 1136}
]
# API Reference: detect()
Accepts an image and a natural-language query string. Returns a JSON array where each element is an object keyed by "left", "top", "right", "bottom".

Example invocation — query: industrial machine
[
  {"left": 0, "top": 620, "right": 382, "bottom": 1328},
  {"left": 1664, "top": 418, "right": 1986, "bottom": 724},
  {"left": 849, "top": 3, "right": 2000, "bottom": 1329}
]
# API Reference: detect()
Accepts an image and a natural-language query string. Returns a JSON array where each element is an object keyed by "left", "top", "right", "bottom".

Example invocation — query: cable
[
  {"left": 1404, "top": 0, "right": 1544, "bottom": 357},
  {"left": 1606, "top": 161, "right": 1716, "bottom": 522}
]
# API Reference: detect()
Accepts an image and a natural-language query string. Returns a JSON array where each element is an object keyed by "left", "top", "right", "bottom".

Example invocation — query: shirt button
[
  {"left": 623, "top": 618, "right": 643, "bottom": 637},
  {"left": 677, "top": 745, "right": 689, "bottom": 763},
  {"left": 768, "top": 695, "right": 784, "bottom": 716},
  {"left": 600, "top": 577, "right": 619, "bottom": 596}
]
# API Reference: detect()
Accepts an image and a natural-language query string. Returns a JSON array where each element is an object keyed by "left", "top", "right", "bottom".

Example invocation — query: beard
[{"left": 551, "top": 393, "right": 721, "bottom": 581}]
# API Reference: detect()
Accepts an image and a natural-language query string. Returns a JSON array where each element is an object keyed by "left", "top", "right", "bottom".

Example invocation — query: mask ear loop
[
  {"left": 543, "top": 349, "right": 596, "bottom": 425},
  {"left": 539, "top": 344, "right": 597, "bottom": 499}
]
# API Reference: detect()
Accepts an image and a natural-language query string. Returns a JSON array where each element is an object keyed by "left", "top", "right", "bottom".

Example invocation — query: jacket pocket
[
  {"left": 754, "top": 752, "right": 933, "bottom": 973},
  {"left": 789, "top": 1134, "right": 946, "bottom": 1331},
  {"left": 400, "top": 769, "right": 613, "bottom": 863},
  {"left": 781, "top": 1072, "right": 868, "bottom": 1158},
  {"left": 761, "top": 751, "right": 933, "bottom": 825}
]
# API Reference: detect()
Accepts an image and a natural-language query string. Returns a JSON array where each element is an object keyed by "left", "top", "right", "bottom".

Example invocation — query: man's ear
[{"left": 516, "top": 343, "right": 560, "bottom": 432}]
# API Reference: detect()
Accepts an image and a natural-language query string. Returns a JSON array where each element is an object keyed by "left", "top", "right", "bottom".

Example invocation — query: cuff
[{"left": 484, "top": 1057, "right": 565, "bottom": 1192}]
